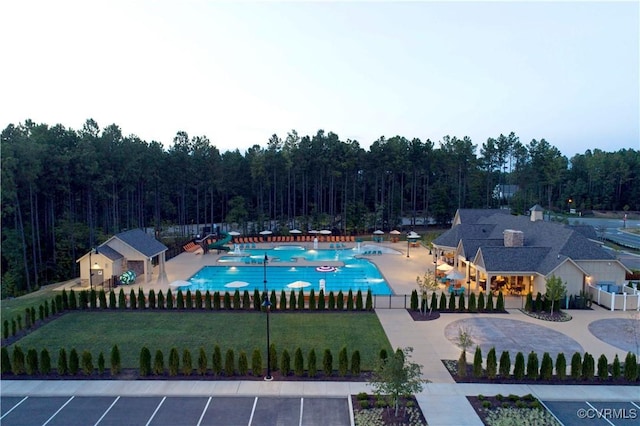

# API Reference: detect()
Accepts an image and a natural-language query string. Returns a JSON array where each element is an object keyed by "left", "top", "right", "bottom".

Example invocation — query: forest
[{"left": 2, "top": 118, "right": 639, "bottom": 297}]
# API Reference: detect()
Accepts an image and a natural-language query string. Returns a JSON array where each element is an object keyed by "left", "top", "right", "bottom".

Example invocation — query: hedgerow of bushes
[{"left": 410, "top": 290, "right": 507, "bottom": 313}]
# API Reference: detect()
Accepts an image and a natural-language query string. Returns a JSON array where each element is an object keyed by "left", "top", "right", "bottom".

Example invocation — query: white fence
[{"left": 587, "top": 284, "right": 640, "bottom": 311}]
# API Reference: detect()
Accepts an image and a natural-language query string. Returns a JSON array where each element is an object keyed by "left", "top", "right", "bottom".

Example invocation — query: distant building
[{"left": 492, "top": 184, "right": 519, "bottom": 201}]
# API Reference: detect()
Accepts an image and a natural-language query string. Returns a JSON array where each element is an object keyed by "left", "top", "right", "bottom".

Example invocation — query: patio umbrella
[
  {"left": 390, "top": 230, "right": 401, "bottom": 235},
  {"left": 225, "top": 280, "right": 249, "bottom": 288},
  {"left": 319, "top": 229, "right": 332, "bottom": 235},
  {"left": 309, "top": 230, "right": 319, "bottom": 234},
  {"left": 228, "top": 231, "right": 241, "bottom": 236},
  {"left": 287, "top": 280, "right": 311, "bottom": 289},
  {"left": 259, "top": 230, "right": 273, "bottom": 235},
  {"left": 290, "top": 229, "right": 302, "bottom": 234},
  {"left": 446, "top": 269, "right": 466, "bottom": 280},
  {"left": 373, "top": 230, "right": 384, "bottom": 235},
  {"left": 169, "top": 279, "right": 190, "bottom": 288},
  {"left": 437, "top": 263, "right": 453, "bottom": 272}
]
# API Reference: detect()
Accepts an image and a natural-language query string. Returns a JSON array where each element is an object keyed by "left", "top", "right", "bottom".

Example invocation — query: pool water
[{"left": 181, "top": 247, "right": 392, "bottom": 295}]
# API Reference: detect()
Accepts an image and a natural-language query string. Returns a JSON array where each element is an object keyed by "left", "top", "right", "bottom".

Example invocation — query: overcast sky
[{"left": 1, "top": 0, "right": 638, "bottom": 158}]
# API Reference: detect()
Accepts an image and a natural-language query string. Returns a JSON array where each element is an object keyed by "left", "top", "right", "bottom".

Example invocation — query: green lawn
[
  {"left": 8, "top": 311, "right": 392, "bottom": 370},
  {"left": 2, "top": 285, "right": 59, "bottom": 319}
]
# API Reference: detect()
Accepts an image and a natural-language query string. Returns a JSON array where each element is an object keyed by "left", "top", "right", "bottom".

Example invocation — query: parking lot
[
  {"left": 542, "top": 400, "right": 640, "bottom": 426},
  {"left": 0, "top": 395, "right": 352, "bottom": 426}
]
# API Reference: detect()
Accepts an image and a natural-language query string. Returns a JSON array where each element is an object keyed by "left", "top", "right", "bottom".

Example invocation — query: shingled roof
[{"left": 114, "top": 229, "right": 167, "bottom": 257}]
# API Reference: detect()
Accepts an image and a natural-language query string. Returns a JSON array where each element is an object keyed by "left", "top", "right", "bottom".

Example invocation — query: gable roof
[
  {"left": 95, "top": 245, "right": 124, "bottom": 261},
  {"left": 114, "top": 229, "right": 167, "bottom": 257}
]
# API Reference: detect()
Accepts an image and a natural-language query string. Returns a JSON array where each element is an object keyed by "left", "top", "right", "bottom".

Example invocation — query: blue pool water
[{"left": 181, "top": 247, "right": 392, "bottom": 295}]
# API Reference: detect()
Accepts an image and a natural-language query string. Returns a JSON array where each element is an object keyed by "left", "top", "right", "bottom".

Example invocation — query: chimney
[{"left": 504, "top": 229, "right": 524, "bottom": 247}]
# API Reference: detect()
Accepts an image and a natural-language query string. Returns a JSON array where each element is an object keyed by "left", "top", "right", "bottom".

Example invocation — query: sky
[{"left": 1, "top": 0, "right": 638, "bottom": 158}]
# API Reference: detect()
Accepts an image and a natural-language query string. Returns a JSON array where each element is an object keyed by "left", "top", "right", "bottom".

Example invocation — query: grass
[
  {"left": 1, "top": 284, "right": 61, "bottom": 319},
  {"left": 7, "top": 311, "right": 392, "bottom": 369}
]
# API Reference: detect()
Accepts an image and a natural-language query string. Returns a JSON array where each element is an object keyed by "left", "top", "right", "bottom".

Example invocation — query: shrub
[
  {"left": 458, "top": 351, "right": 467, "bottom": 378},
  {"left": 309, "top": 289, "right": 316, "bottom": 310},
  {"left": 41, "top": 349, "right": 51, "bottom": 375},
  {"left": 297, "top": 289, "right": 304, "bottom": 310},
  {"left": 448, "top": 292, "right": 456, "bottom": 311},
  {"left": 346, "top": 290, "right": 354, "bottom": 311},
  {"left": 351, "top": 350, "right": 361, "bottom": 375},
  {"left": 154, "top": 350, "right": 164, "bottom": 375},
  {"left": 214, "top": 291, "right": 221, "bottom": 310},
  {"left": 158, "top": 290, "right": 166, "bottom": 309},
  {"left": 148, "top": 289, "right": 156, "bottom": 309},
  {"left": 323, "top": 349, "right": 333, "bottom": 376},
  {"left": 366, "top": 289, "right": 373, "bottom": 311},
  {"left": 195, "top": 290, "right": 203, "bottom": 309},
  {"left": 477, "top": 292, "right": 485, "bottom": 312},
  {"left": 338, "top": 346, "right": 348, "bottom": 376},
  {"left": 205, "top": 291, "right": 212, "bottom": 310},
  {"left": 138, "top": 288, "right": 146, "bottom": 309},
  {"left": 570, "top": 352, "right": 582, "bottom": 380},
  {"left": 44, "top": 299, "right": 50, "bottom": 317},
  {"left": 12, "top": 346, "right": 26, "bottom": 375},
  {"left": 270, "top": 290, "right": 277, "bottom": 310},
  {"left": 379, "top": 348, "right": 388, "bottom": 362},
  {"left": 109, "top": 291, "right": 117, "bottom": 309},
  {"left": 473, "top": 346, "right": 483, "bottom": 378},
  {"left": 110, "top": 345, "right": 121, "bottom": 375},
  {"left": 468, "top": 292, "right": 477, "bottom": 313},
  {"left": 513, "top": 352, "right": 525, "bottom": 380},
  {"left": 223, "top": 291, "right": 231, "bottom": 309},
  {"left": 337, "top": 291, "right": 344, "bottom": 310},
  {"left": 129, "top": 289, "right": 137, "bottom": 309},
  {"left": 224, "top": 349, "right": 235, "bottom": 376},
  {"left": 534, "top": 292, "right": 543, "bottom": 312},
  {"left": 169, "top": 347, "right": 180, "bottom": 376},
  {"left": 612, "top": 354, "right": 621, "bottom": 379},
  {"left": 253, "top": 289, "right": 261, "bottom": 311},
  {"left": 139, "top": 347, "right": 151, "bottom": 376},
  {"left": 281, "top": 349, "right": 291, "bottom": 376},
  {"left": 524, "top": 292, "right": 533, "bottom": 312},
  {"left": 97, "top": 352, "right": 105, "bottom": 375},
  {"left": 624, "top": 352, "right": 638, "bottom": 381},
  {"left": 78, "top": 291, "right": 87, "bottom": 311},
  {"left": 439, "top": 292, "right": 447, "bottom": 311},
  {"left": 328, "top": 291, "right": 335, "bottom": 310},
  {"left": 289, "top": 290, "right": 296, "bottom": 310},
  {"left": 167, "top": 289, "right": 174, "bottom": 309},
  {"left": 556, "top": 353, "right": 567, "bottom": 380},
  {"left": 198, "top": 347, "right": 208, "bottom": 375},
  {"left": 294, "top": 347, "right": 304, "bottom": 376},
  {"left": 582, "top": 352, "right": 594, "bottom": 380},
  {"left": 486, "top": 347, "right": 497, "bottom": 379},
  {"left": 526, "top": 351, "right": 539, "bottom": 380},
  {"left": 496, "top": 291, "right": 505, "bottom": 311},
  {"left": 26, "top": 348, "right": 38, "bottom": 375},
  {"left": 233, "top": 290, "right": 241, "bottom": 310},
  {"left": 118, "top": 289, "right": 126, "bottom": 309},
  {"left": 58, "top": 348, "right": 68, "bottom": 375},
  {"left": 212, "top": 345, "right": 222, "bottom": 375},
  {"left": 252, "top": 349, "right": 263, "bottom": 377},
  {"left": 81, "top": 350, "right": 93, "bottom": 375},
  {"left": 308, "top": 349, "right": 317, "bottom": 377},
  {"left": 430, "top": 292, "right": 438, "bottom": 312},
  {"left": 182, "top": 349, "right": 193, "bottom": 375},
  {"left": 62, "top": 289, "right": 69, "bottom": 310},
  {"left": 238, "top": 351, "right": 248, "bottom": 376},
  {"left": 269, "top": 343, "right": 277, "bottom": 372},
  {"left": 458, "top": 293, "right": 466, "bottom": 312},
  {"left": 90, "top": 289, "right": 98, "bottom": 309},
  {"left": 597, "top": 354, "right": 609, "bottom": 381},
  {"left": 540, "top": 352, "right": 553, "bottom": 380},
  {"left": 69, "top": 290, "right": 77, "bottom": 310},
  {"left": 319, "top": 290, "right": 326, "bottom": 310},
  {"left": 1, "top": 347, "right": 10, "bottom": 374},
  {"left": 243, "top": 290, "right": 251, "bottom": 310},
  {"left": 279, "top": 290, "right": 287, "bottom": 310},
  {"left": 486, "top": 292, "right": 494, "bottom": 312},
  {"left": 177, "top": 290, "right": 185, "bottom": 309},
  {"left": 69, "top": 349, "right": 79, "bottom": 375}
]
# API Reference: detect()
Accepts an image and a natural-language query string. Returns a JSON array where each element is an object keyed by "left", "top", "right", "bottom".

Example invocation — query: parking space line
[
  {"left": 42, "top": 396, "right": 74, "bottom": 426},
  {"left": 299, "top": 398, "right": 304, "bottom": 426},
  {"left": 145, "top": 396, "right": 166, "bottom": 426},
  {"left": 585, "top": 401, "right": 616, "bottom": 426},
  {"left": 94, "top": 396, "right": 119, "bottom": 426},
  {"left": 0, "top": 396, "right": 28, "bottom": 421},
  {"left": 348, "top": 396, "right": 355, "bottom": 426},
  {"left": 248, "top": 396, "right": 258, "bottom": 425},
  {"left": 196, "top": 396, "right": 212, "bottom": 426}
]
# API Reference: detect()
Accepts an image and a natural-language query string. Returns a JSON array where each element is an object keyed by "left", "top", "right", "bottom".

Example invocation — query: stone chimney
[{"left": 504, "top": 229, "right": 524, "bottom": 247}]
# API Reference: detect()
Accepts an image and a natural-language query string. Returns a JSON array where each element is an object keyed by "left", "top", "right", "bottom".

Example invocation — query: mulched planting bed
[
  {"left": 352, "top": 393, "right": 427, "bottom": 425},
  {"left": 467, "top": 394, "right": 560, "bottom": 426}
]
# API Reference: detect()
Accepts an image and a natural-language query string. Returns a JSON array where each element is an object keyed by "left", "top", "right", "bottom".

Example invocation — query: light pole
[
  {"left": 88, "top": 247, "right": 98, "bottom": 290},
  {"left": 406, "top": 237, "right": 410, "bottom": 258},
  {"left": 262, "top": 253, "right": 273, "bottom": 381}
]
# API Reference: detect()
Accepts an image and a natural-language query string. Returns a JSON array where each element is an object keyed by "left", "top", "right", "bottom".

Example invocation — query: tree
[
  {"left": 416, "top": 271, "right": 439, "bottom": 316},
  {"left": 545, "top": 275, "right": 567, "bottom": 315},
  {"left": 369, "top": 347, "right": 424, "bottom": 417}
]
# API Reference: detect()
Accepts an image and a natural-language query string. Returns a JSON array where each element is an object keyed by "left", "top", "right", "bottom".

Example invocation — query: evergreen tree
[
  {"left": 337, "top": 291, "right": 344, "bottom": 310},
  {"left": 118, "top": 288, "right": 126, "bottom": 309},
  {"left": 195, "top": 289, "right": 203, "bottom": 309},
  {"left": 168, "top": 347, "right": 180, "bottom": 376},
  {"left": 473, "top": 346, "right": 483, "bottom": 378},
  {"left": 154, "top": 350, "right": 164, "bottom": 375},
  {"left": 338, "top": 346, "right": 348, "bottom": 376},
  {"left": 308, "top": 349, "right": 317, "bottom": 377},
  {"left": 356, "top": 289, "right": 363, "bottom": 311},
  {"left": 109, "top": 291, "right": 117, "bottom": 309},
  {"left": 41, "top": 349, "right": 51, "bottom": 375},
  {"left": 526, "top": 351, "right": 539, "bottom": 380},
  {"left": 499, "top": 351, "right": 511, "bottom": 378},
  {"left": 182, "top": 348, "right": 193, "bottom": 375},
  {"left": 242, "top": 290, "right": 251, "bottom": 310},
  {"left": 58, "top": 348, "right": 68, "bottom": 375},
  {"left": 158, "top": 290, "right": 165, "bottom": 309},
  {"left": 486, "top": 292, "right": 494, "bottom": 312},
  {"left": 212, "top": 345, "right": 222, "bottom": 375},
  {"left": 540, "top": 352, "right": 553, "bottom": 381},
  {"left": 205, "top": 291, "right": 212, "bottom": 310},
  {"left": 612, "top": 354, "right": 621, "bottom": 380},
  {"left": 351, "top": 350, "right": 361, "bottom": 375},
  {"left": 139, "top": 347, "right": 151, "bottom": 376},
  {"left": 410, "top": 290, "right": 419, "bottom": 311},
  {"left": 458, "top": 293, "right": 466, "bottom": 312},
  {"left": 468, "top": 292, "right": 477, "bottom": 313},
  {"left": 110, "top": 345, "right": 121, "bottom": 375},
  {"left": 366, "top": 289, "right": 373, "bottom": 311},
  {"left": 224, "top": 349, "right": 235, "bottom": 376},
  {"left": 623, "top": 352, "right": 637, "bottom": 381},
  {"left": 198, "top": 347, "right": 208, "bottom": 375},
  {"left": 309, "top": 289, "right": 316, "bottom": 310},
  {"left": 448, "top": 292, "right": 456, "bottom": 311},
  {"left": 269, "top": 343, "right": 277, "bottom": 372},
  {"left": 148, "top": 289, "right": 156, "bottom": 309},
  {"left": 582, "top": 352, "right": 594, "bottom": 380},
  {"left": 513, "top": 352, "right": 525, "bottom": 380},
  {"left": 297, "top": 289, "right": 304, "bottom": 310},
  {"left": 252, "top": 349, "right": 263, "bottom": 377},
  {"left": 597, "top": 354, "right": 608, "bottom": 381},
  {"left": 570, "top": 352, "right": 582, "bottom": 380},
  {"left": 289, "top": 290, "right": 296, "bottom": 310},
  {"left": 97, "top": 352, "right": 105, "bottom": 375},
  {"left": 12, "top": 346, "right": 25, "bottom": 375},
  {"left": 138, "top": 288, "right": 146, "bottom": 309},
  {"left": 319, "top": 289, "right": 326, "bottom": 310},
  {"left": 281, "top": 349, "right": 291, "bottom": 376},
  {"left": 177, "top": 290, "right": 185, "bottom": 309},
  {"left": 524, "top": 292, "right": 533, "bottom": 312},
  {"left": 439, "top": 292, "right": 447, "bottom": 311},
  {"left": 1, "top": 347, "right": 10, "bottom": 374},
  {"left": 323, "top": 348, "right": 333, "bottom": 376},
  {"left": 556, "top": 353, "right": 567, "bottom": 380},
  {"left": 26, "top": 348, "right": 38, "bottom": 375},
  {"left": 167, "top": 289, "right": 174, "bottom": 309},
  {"left": 347, "top": 289, "right": 354, "bottom": 310},
  {"left": 69, "top": 348, "right": 79, "bottom": 375},
  {"left": 238, "top": 351, "right": 248, "bottom": 376},
  {"left": 486, "top": 347, "right": 497, "bottom": 379},
  {"left": 496, "top": 291, "right": 505, "bottom": 312},
  {"left": 129, "top": 289, "right": 137, "bottom": 309},
  {"left": 81, "top": 350, "right": 93, "bottom": 375},
  {"left": 233, "top": 290, "right": 241, "bottom": 310},
  {"left": 328, "top": 291, "right": 335, "bottom": 310},
  {"left": 294, "top": 347, "right": 304, "bottom": 376}
]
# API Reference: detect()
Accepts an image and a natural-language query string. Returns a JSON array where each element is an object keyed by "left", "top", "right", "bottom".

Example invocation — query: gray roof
[
  {"left": 95, "top": 245, "right": 123, "bottom": 261},
  {"left": 480, "top": 246, "right": 549, "bottom": 272},
  {"left": 115, "top": 229, "right": 167, "bottom": 257},
  {"left": 455, "top": 209, "right": 511, "bottom": 226}
]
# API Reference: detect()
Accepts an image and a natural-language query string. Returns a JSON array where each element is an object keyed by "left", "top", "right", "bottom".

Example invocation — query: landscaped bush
[
  {"left": 319, "top": 290, "right": 326, "bottom": 310},
  {"left": 128, "top": 289, "right": 136, "bottom": 309},
  {"left": 496, "top": 291, "right": 505, "bottom": 311},
  {"left": 379, "top": 348, "right": 388, "bottom": 362},
  {"left": 477, "top": 291, "right": 485, "bottom": 312},
  {"left": 109, "top": 291, "right": 117, "bottom": 309},
  {"left": 624, "top": 352, "right": 638, "bottom": 381},
  {"left": 337, "top": 291, "right": 344, "bottom": 311},
  {"left": 448, "top": 292, "right": 456, "bottom": 311},
  {"left": 526, "top": 351, "right": 539, "bottom": 380},
  {"left": 212, "top": 345, "right": 222, "bottom": 375},
  {"left": 198, "top": 347, "right": 207, "bottom": 375},
  {"left": 430, "top": 292, "right": 437, "bottom": 312},
  {"left": 534, "top": 292, "right": 543, "bottom": 312},
  {"left": 486, "top": 292, "right": 494, "bottom": 312},
  {"left": 12, "top": 346, "right": 25, "bottom": 375},
  {"left": 468, "top": 292, "right": 477, "bottom": 313},
  {"left": 182, "top": 349, "right": 193, "bottom": 375},
  {"left": 41, "top": 349, "right": 51, "bottom": 375},
  {"left": 238, "top": 351, "right": 248, "bottom": 376},
  {"left": 582, "top": 352, "right": 594, "bottom": 380},
  {"left": 556, "top": 353, "right": 566, "bottom": 380},
  {"left": 338, "top": 346, "right": 348, "bottom": 376},
  {"left": 458, "top": 293, "right": 466, "bottom": 312},
  {"left": 62, "top": 289, "right": 69, "bottom": 310},
  {"left": 289, "top": 290, "right": 296, "bottom": 310},
  {"left": 69, "top": 290, "right": 77, "bottom": 310},
  {"left": 612, "top": 354, "right": 621, "bottom": 379},
  {"left": 58, "top": 348, "right": 68, "bottom": 375},
  {"left": 213, "top": 291, "right": 221, "bottom": 310},
  {"left": 328, "top": 291, "right": 335, "bottom": 310},
  {"left": 309, "top": 289, "right": 316, "bottom": 310},
  {"left": 169, "top": 347, "right": 179, "bottom": 376},
  {"left": 347, "top": 290, "right": 354, "bottom": 311},
  {"left": 177, "top": 290, "right": 185, "bottom": 309},
  {"left": 351, "top": 350, "right": 361, "bottom": 375},
  {"left": 308, "top": 349, "right": 317, "bottom": 377},
  {"left": 570, "top": 352, "right": 582, "bottom": 380},
  {"left": 81, "top": 350, "right": 93, "bottom": 375},
  {"left": 223, "top": 291, "right": 231, "bottom": 310},
  {"left": 78, "top": 291, "right": 87, "bottom": 311},
  {"left": 195, "top": 290, "right": 203, "bottom": 309},
  {"left": 323, "top": 349, "right": 333, "bottom": 376},
  {"left": 281, "top": 349, "right": 291, "bottom": 376},
  {"left": 294, "top": 347, "right": 304, "bottom": 376},
  {"left": 298, "top": 289, "right": 304, "bottom": 310},
  {"left": 439, "top": 292, "right": 447, "bottom": 311},
  {"left": 167, "top": 289, "right": 177, "bottom": 309},
  {"left": 540, "top": 352, "right": 553, "bottom": 380},
  {"left": 253, "top": 289, "right": 261, "bottom": 311},
  {"left": 138, "top": 288, "right": 146, "bottom": 309},
  {"left": 26, "top": 348, "right": 38, "bottom": 375},
  {"left": 154, "top": 350, "right": 164, "bottom": 375},
  {"left": 486, "top": 347, "right": 497, "bottom": 379},
  {"left": 233, "top": 290, "right": 241, "bottom": 310},
  {"left": 597, "top": 354, "right": 608, "bottom": 380},
  {"left": 513, "top": 352, "right": 525, "bottom": 380},
  {"left": 473, "top": 346, "right": 483, "bottom": 378},
  {"left": 224, "top": 349, "right": 235, "bottom": 376},
  {"left": 252, "top": 349, "right": 262, "bottom": 377},
  {"left": 366, "top": 289, "right": 373, "bottom": 311},
  {"left": 458, "top": 350, "right": 467, "bottom": 378},
  {"left": 356, "top": 290, "right": 363, "bottom": 311},
  {"left": 205, "top": 291, "right": 212, "bottom": 310},
  {"left": 269, "top": 343, "right": 277, "bottom": 372},
  {"left": 524, "top": 292, "right": 533, "bottom": 312},
  {"left": 148, "top": 290, "right": 156, "bottom": 309},
  {"left": 110, "top": 345, "right": 121, "bottom": 375},
  {"left": 97, "top": 351, "right": 105, "bottom": 375},
  {"left": 69, "top": 348, "right": 79, "bottom": 375},
  {"left": 243, "top": 290, "right": 251, "bottom": 310},
  {"left": 139, "top": 347, "right": 151, "bottom": 376},
  {"left": 118, "top": 289, "right": 126, "bottom": 310}
]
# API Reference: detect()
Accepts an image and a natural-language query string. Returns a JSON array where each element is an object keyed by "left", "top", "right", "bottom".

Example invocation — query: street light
[
  {"left": 262, "top": 253, "right": 273, "bottom": 381},
  {"left": 406, "top": 237, "right": 410, "bottom": 258},
  {"left": 88, "top": 247, "right": 98, "bottom": 290}
]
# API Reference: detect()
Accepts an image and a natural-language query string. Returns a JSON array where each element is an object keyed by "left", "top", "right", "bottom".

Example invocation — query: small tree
[
  {"left": 118, "top": 289, "right": 126, "bottom": 310},
  {"left": 365, "top": 289, "right": 373, "bottom": 311},
  {"left": 1, "top": 347, "right": 10, "bottom": 374},
  {"left": 242, "top": 290, "right": 251, "bottom": 310},
  {"left": 448, "top": 292, "right": 456, "bottom": 311},
  {"left": 556, "top": 352, "right": 567, "bottom": 380},
  {"left": 597, "top": 354, "right": 609, "bottom": 381},
  {"left": 251, "top": 349, "right": 263, "bottom": 377},
  {"left": 195, "top": 289, "right": 203, "bottom": 309},
  {"left": 269, "top": 343, "right": 278, "bottom": 372},
  {"left": 58, "top": 348, "right": 68, "bottom": 375},
  {"left": 346, "top": 289, "right": 354, "bottom": 311},
  {"left": 456, "top": 326, "right": 474, "bottom": 378},
  {"left": 138, "top": 288, "right": 146, "bottom": 309},
  {"left": 166, "top": 289, "right": 174, "bottom": 309},
  {"left": 499, "top": 351, "right": 511, "bottom": 378},
  {"left": 355, "top": 289, "right": 363, "bottom": 311},
  {"left": 338, "top": 346, "right": 349, "bottom": 376},
  {"left": 524, "top": 292, "right": 533, "bottom": 312},
  {"left": 198, "top": 347, "right": 208, "bottom": 375},
  {"left": 351, "top": 350, "right": 361, "bottom": 376},
  {"left": 337, "top": 291, "right": 344, "bottom": 310},
  {"left": 323, "top": 349, "right": 333, "bottom": 376},
  {"left": 486, "top": 347, "right": 497, "bottom": 379},
  {"left": 223, "top": 291, "right": 231, "bottom": 309},
  {"left": 526, "top": 351, "right": 539, "bottom": 380},
  {"left": 12, "top": 346, "right": 25, "bottom": 375},
  {"left": 238, "top": 351, "right": 248, "bottom": 376},
  {"left": 233, "top": 290, "right": 241, "bottom": 310},
  {"left": 468, "top": 292, "right": 477, "bottom": 313},
  {"left": 513, "top": 352, "right": 525, "bottom": 380},
  {"left": 294, "top": 347, "right": 304, "bottom": 376},
  {"left": 69, "top": 348, "right": 79, "bottom": 375},
  {"left": 224, "top": 349, "right": 235, "bottom": 376},
  {"left": 41, "top": 349, "right": 52, "bottom": 375},
  {"left": 612, "top": 354, "right": 621, "bottom": 380},
  {"left": 298, "top": 289, "right": 305, "bottom": 310},
  {"left": 496, "top": 291, "right": 505, "bottom": 312},
  {"left": 110, "top": 345, "right": 121, "bottom": 375},
  {"left": 439, "top": 292, "right": 447, "bottom": 311},
  {"left": 477, "top": 291, "right": 485, "bottom": 312},
  {"left": 212, "top": 345, "right": 222, "bottom": 375},
  {"left": 26, "top": 348, "right": 38, "bottom": 375},
  {"left": 486, "top": 292, "right": 494, "bottom": 312},
  {"left": 148, "top": 289, "right": 156, "bottom": 309},
  {"left": 570, "top": 352, "right": 582, "bottom": 380},
  {"left": 416, "top": 271, "right": 439, "bottom": 316},
  {"left": 109, "top": 291, "right": 117, "bottom": 309},
  {"left": 540, "top": 352, "right": 553, "bottom": 381},
  {"left": 581, "top": 352, "right": 594, "bottom": 380},
  {"left": 279, "top": 290, "right": 287, "bottom": 310},
  {"left": 623, "top": 352, "right": 638, "bottom": 381},
  {"left": 129, "top": 289, "right": 137, "bottom": 309},
  {"left": 309, "top": 289, "right": 317, "bottom": 311},
  {"left": 545, "top": 275, "right": 567, "bottom": 315},
  {"left": 289, "top": 290, "right": 297, "bottom": 310},
  {"left": 458, "top": 292, "right": 466, "bottom": 312},
  {"left": 213, "top": 291, "right": 221, "bottom": 310},
  {"left": 205, "top": 291, "right": 212, "bottom": 310},
  {"left": 328, "top": 291, "right": 335, "bottom": 310},
  {"left": 176, "top": 290, "right": 184, "bottom": 309},
  {"left": 81, "top": 350, "right": 93, "bottom": 375},
  {"left": 154, "top": 350, "right": 164, "bottom": 375},
  {"left": 97, "top": 351, "right": 105, "bottom": 375},
  {"left": 308, "top": 349, "right": 317, "bottom": 377},
  {"left": 473, "top": 346, "right": 483, "bottom": 378},
  {"left": 158, "top": 290, "right": 165, "bottom": 309},
  {"left": 139, "top": 347, "right": 151, "bottom": 377},
  {"left": 253, "top": 289, "right": 261, "bottom": 311},
  {"left": 281, "top": 349, "right": 291, "bottom": 376},
  {"left": 369, "top": 347, "right": 424, "bottom": 417},
  {"left": 169, "top": 347, "right": 180, "bottom": 376},
  {"left": 319, "top": 290, "right": 326, "bottom": 310},
  {"left": 182, "top": 349, "right": 193, "bottom": 375}
]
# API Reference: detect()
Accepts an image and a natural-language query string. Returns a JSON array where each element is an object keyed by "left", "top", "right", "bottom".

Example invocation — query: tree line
[{"left": 2, "top": 119, "right": 638, "bottom": 296}]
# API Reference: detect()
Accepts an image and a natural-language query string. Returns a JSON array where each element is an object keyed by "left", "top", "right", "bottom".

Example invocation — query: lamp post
[
  {"left": 466, "top": 256, "right": 471, "bottom": 302},
  {"left": 88, "top": 247, "right": 98, "bottom": 290},
  {"left": 262, "top": 253, "right": 273, "bottom": 381},
  {"left": 406, "top": 237, "right": 410, "bottom": 258}
]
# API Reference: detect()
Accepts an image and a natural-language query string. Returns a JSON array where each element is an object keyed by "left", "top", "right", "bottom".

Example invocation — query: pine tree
[
  {"left": 351, "top": 350, "right": 361, "bottom": 376},
  {"left": 294, "top": 347, "right": 304, "bottom": 376},
  {"left": 139, "top": 347, "right": 151, "bottom": 376},
  {"left": 110, "top": 345, "right": 121, "bottom": 375},
  {"left": 323, "top": 349, "right": 333, "bottom": 376},
  {"left": 198, "top": 347, "right": 208, "bottom": 375},
  {"left": 499, "top": 351, "right": 510, "bottom": 378},
  {"left": 148, "top": 289, "right": 156, "bottom": 309},
  {"left": 182, "top": 349, "right": 193, "bottom": 375},
  {"left": 252, "top": 349, "right": 263, "bottom": 377},
  {"left": 297, "top": 289, "right": 304, "bottom": 310},
  {"left": 308, "top": 349, "right": 317, "bottom": 377},
  {"left": 366, "top": 289, "right": 373, "bottom": 311},
  {"left": 486, "top": 347, "right": 497, "bottom": 379},
  {"left": 154, "top": 350, "right": 164, "bottom": 375},
  {"left": 212, "top": 345, "right": 222, "bottom": 375},
  {"left": 623, "top": 352, "right": 637, "bottom": 381},
  {"left": 556, "top": 353, "right": 567, "bottom": 380},
  {"left": 309, "top": 289, "right": 316, "bottom": 310}
]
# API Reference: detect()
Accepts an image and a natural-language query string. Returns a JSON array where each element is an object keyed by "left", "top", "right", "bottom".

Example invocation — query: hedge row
[
  {"left": 410, "top": 290, "right": 506, "bottom": 313},
  {"left": 2, "top": 344, "right": 368, "bottom": 378},
  {"left": 2, "top": 288, "right": 374, "bottom": 340},
  {"left": 458, "top": 346, "right": 639, "bottom": 382}
]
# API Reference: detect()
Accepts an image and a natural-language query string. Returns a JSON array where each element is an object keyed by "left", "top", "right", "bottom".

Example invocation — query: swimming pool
[{"left": 180, "top": 247, "right": 393, "bottom": 295}]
